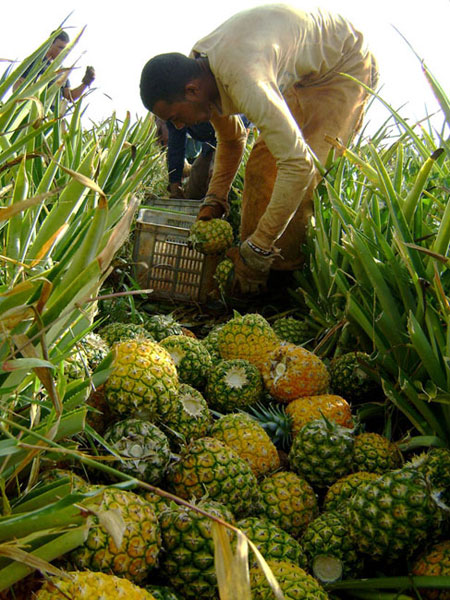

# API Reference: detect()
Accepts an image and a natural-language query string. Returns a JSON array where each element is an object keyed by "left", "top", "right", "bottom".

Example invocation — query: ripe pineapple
[
  {"left": 301, "top": 510, "right": 364, "bottom": 582},
  {"left": 103, "top": 418, "right": 171, "bottom": 484},
  {"left": 215, "top": 312, "right": 279, "bottom": 369},
  {"left": 143, "top": 314, "right": 183, "bottom": 341},
  {"left": 158, "top": 499, "right": 235, "bottom": 599},
  {"left": 34, "top": 571, "right": 156, "bottom": 599},
  {"left": 323, "top": 471, "right": 380, "bottom": 512},
  {"left": 70, "top": 487, "right": 161, "bottom": 583},
  {"left": 346, "top": 467, "right": 446, "bottom": 562},
  {"left": 285, "top": 394, "right": 354, "bottom": 438},
  {"left": 411, "top": 539, "right": 450, "bottom": 600},
  {"left": 159, "top": 383, "right": 212, "bottom": 446},
  {"left": 214, "top": 257, "right": 234, "bottom": 294},
  {"left": 272, "top": 316, "right": 312, "bottom": 345},
  {"left": 159, "top": 335, "right": 212, "bottom": 389},
  {"left": 166, "top": 436, "right": 259, "bottom": 518},
  {"left": 329, "top": 351, "right": 380, "bottom": 404},
  {"left": 255, "top": 470, "right": 319, "bottom": 538},
  {"left": 289, "top": 418, "right": 354, "bottom": 489},
  {"left": 352, "top": 432, "right": 403, "bottom": 474},
  {"left": 260, "top": 343, "right": 330, "bottom": 402},
  {"left": 140, "top": 490, "right": 173, "bottom": 517},
  {"left": 201, "top": 324, "right": 224, "bottom": 364},
  {"left": 249, "top": 559, "right": 330, "bottom": 600},
  {"left": 104, "top": 339, "right": 178, "bottom": 420},
  {"left": 188, "top": 218, "right": 233, "bottom": 255},
  {"left": 237, "top": 516, "right": 307, "bottom": 569},
  {"left": 206, "top": 358, "right": 263, "bottom": 411},
  {"left": 99, "top": 322, "right": 151, "bottom": 346},
  {"left": 210, "top": 413, "right": 280, "bottom": 478}
]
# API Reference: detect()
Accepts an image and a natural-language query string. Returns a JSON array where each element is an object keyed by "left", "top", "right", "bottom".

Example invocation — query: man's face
[
  {"left": 47, "top": 40, "right": 67, "bottom": 60},
  {"left": 152, "top": 98, "right": 212, "bottom": 129}
]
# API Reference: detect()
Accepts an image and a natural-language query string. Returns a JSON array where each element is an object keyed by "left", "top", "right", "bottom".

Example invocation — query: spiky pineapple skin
[
  {"left": 206, "top": 358, "right": 263, "bottom": 411},
  {"left": 34, "top": 571, "right": 156, "bottom": 599},
  {"left": 103, "top": 418, "right": 171, "bottom": 484},
  {"left": 289, "top": 419, "right": 354, "bottom": 488},
  {"left": 329, "top": 351, "right": 379, "bottom": 403},
  {"left": 99, "top": 322, "right": 151, "bottom": 346},
  {"left": 70, "top": 488, "right": 161, "bottom": 584},
  {"left": 255, "top": 470, "right": 319, "bottom": 538},
  {"left": 323, "top": 471, "right": 380, "bottom": 512},
  {"left": 405, "top": 448, "right": 450, "bottom": 506},
  {"left": 411, "top": 539, "right": 450, "bottom": 600},
  {"left": 214, "top": 258, "right": 234, "bottom": 294},
  {"left": 104, "top": 340, "right": 178, "bottom": 420},
  {"left": 143, "top": 314, "right": 183, "bottom": 341},
  {"left": 201, "top": 324, "right": 224, "bottom": 364},
  {"left": 145, "top": 585, "right": 182, "bottom": 600},
  {"left": 260, "top": 343, "right": 330, "bottom": 402},
  {"left": 352, "top": 432, "right": 402, "bottom": 474},
  {"left": 188, "top": 218, "right": 233, "bottom": 255},
  {"left": 158, "top": 500, "right": 235, "bottom": 599},
  {"left": 272, "top": 317, "right": 312, "bottom": 345},
  {"left": 237, "top": 516, "right": 307, "bottom": 569},
  {"left": 80, "top": 332, "right": 111, "bottom": 370},
  {"left": 166, "top": 436, "right": 258, "bottom": 518},
  {"left": 159, "top": 335, "right": 212, "bottom": 389},
  {"left": 285, "top": 394, "right": 353, "bottom": 438},
  {"left": 250, "top": 560, "right": 330, "bottom": 600},
  {"left": 346, "top": 467, "right": 444, "bottom": 562},
  {"left": 210, "top": 413, "right": 280, "bottom": 478}
]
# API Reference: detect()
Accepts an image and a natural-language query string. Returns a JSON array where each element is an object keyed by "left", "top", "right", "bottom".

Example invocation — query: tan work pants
[{"left": 241, "top": 45, "right": 378, "bottom": 270}]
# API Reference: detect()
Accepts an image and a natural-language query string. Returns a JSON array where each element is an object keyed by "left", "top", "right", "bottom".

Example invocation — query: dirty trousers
[{"left": 241, "top": 50, "right": 378, "bottom": 270}]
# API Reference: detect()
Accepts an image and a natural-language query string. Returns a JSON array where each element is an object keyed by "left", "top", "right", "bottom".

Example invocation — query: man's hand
[
  {"left": 225, "top": 240, "right": 278, "bottom": 296},
  {"left": 82, "top": 66, "right": 96, "bottom": 86},
  {"left": 168, "top": 182, "right": 185, "bottom": 198},
  {"left": 197, "top": 194, "right": 229, "bottom": 221}
]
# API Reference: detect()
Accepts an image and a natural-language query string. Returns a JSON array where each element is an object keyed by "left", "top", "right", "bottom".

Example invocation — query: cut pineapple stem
[{"left": 312, "top": 554, "right": 343, "bottom": 584}]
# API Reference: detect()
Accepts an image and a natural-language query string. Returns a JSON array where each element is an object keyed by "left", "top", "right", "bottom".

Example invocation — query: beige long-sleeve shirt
[{"left": 191, "top": 4, "right": 368, "bottom": 249}]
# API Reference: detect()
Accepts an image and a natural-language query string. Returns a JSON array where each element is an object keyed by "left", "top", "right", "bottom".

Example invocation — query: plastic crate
[
  {"left": 133, "top": 208, "right": 219, "bottom": 304},
  {"left": 144, "top": 197, "right": 201, "bottom": 216}
]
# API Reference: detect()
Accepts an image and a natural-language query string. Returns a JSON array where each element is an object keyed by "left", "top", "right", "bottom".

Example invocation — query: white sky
[{"left": 3, "top": 0, "right": 449, "bottom": 135}]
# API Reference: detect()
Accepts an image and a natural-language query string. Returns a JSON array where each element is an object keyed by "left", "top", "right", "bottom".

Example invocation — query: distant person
[
  {"left": 140, "top": 4, "right": 378, "bottom": 297},
  {"left": 13, "top": 30, "right": 95, "bottom": 102}
]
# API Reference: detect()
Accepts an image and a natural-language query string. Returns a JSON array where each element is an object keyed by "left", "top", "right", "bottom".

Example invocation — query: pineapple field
[{"left": 0, "top": 30, "right": 449, "bottom": 600}]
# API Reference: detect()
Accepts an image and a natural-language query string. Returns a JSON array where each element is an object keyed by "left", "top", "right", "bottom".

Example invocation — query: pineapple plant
[
  {"left": 166, "top": 436, "right": 259, "bottom": 518},
  {"left": 215, "top": 312, "right": 279, "bottom": 369},
  {"left": 288, "top": 418, "right": 355, "bottom": 488},
  {"left": 301, "top": 510, "right": 364, "bottom": 583},
  {"left": 285, "top": 394, "right": 354, "bottom": 437},
  {"left": 255, "top": 470, "right": 319, "bottom": 538},
  {"left": 329, "top": 351, "right": 380, "bottom": 404},
  {"left": 70, "top": 487, "right": 161, "bottom": 584},
  {"left": 188, "top": 218, "right": 233, "bottom": 255},
  {"left": 237, "top": 516, "right": 307, "bottom": 569},
  {"left": 205, "top": 358, "right": 263, "bottom": 411},
  {"left": 352, "top": 432, "right": 403, "bottom": 474},
  {"left": 323, "top": 471, "right": 380, "bottom": 512},
  {"left": 346, "top": 467, "right": 446, "bottom": 562},
  {"left": 158, "top": 383, "right": 212, "bottom": 446},
  {"left": 159, "top": 335, "right": 212, "bottom": 389},
  {"left": 143, "top": 314, "right": 184, "bottom": 341},
  {"left": 34, "top": 571, "right": 157, "bottom": 599},
  {"left": 260, "top": 343, "right": 330, "bottom": 402},
  {"left": 158, "top": 499, "right": 235, "bottom": 599},
  {"left": 99, "top": 322, "right": 151, "bottom": 346},
  {"left": 104, "top": 339, "right": 178, "bottom": 420},
  {"left": 210, "top": 412, "right": 280, "bottom": 478},
  {"left": 103, "top": 418, "right": 171, "bottom": 484},
  {"left": 249, "top": 559, "right": 330, "bottom": 599},
  {"left": 411, "top": 539, "right": 450, "bottom": 600},
  {"left": 272, "top": 316, "right": 313, "bottom": 345}
]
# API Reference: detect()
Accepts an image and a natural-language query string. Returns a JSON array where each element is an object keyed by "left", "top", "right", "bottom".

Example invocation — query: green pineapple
[
  {"left": 70, "top": 487, "right": 161, "bottom": 584},
  {"left": 99, "top": 322, "right": 151, "bottom": 346},
  {"left": 158, "top": 499, "right": 235, "bottom": 599},
  {"left": 159, "top": 335, "right": 212, "bottom": 389},
  {"left": 255, "top": 470, "right": 319, "bottom": 538},
  {"left": 237, "top": 516, "right": 307, "bottom": 569},
  {"left": 104, "top": 339, "right": 178, "bottom": 420},
  {"left": 249, "top": 560, "right": 330, "bottom": 600},
  {"left": 352, "top": 432, "right": 403, "bottom": 474},
  {"left": 272, "top": 316, "right": 312, "bottom": 345},
  {"left": 201, "top": 323, "right": 225, "bottom": 364},
  {"left": 188, "top": 219, "right": 233, "bottom": 255},
  {"left": 210, "top": 412, "right": 280, "bottom": 478},
  {"left": 329, "top": 351, "right": 380, "bottom": 404},
  {"left": 143, "top": 314, "right": 183, "bottom": 341},
  {"left": 301, "top": 510, "right": 364, "bottom": 582},
  {"left": 103, "top": 418, "right": 171, "bottom": 484},
  {"left": 405, "top": 448, "right": 450, "bottom": 506},
  {"left": 288, "top": 418, "right": 354, "bottom": 488},
  {"left": 323, "top": 471, "right": 380, "bottom": 512},
  {"left": 214, "top": 257, "right": 234, "bottom": 294},
  {"left": 145, "top": 585, "right": 182, "bottom": 600},
  {"left": 205, "top": 358, "right": 263, "bottom": 411},
  {"left": 80, "top": 332, "right": 111, "bottom": 370},
  {"left": 166, "top": 436, "right": 258, "bottom": 518}
]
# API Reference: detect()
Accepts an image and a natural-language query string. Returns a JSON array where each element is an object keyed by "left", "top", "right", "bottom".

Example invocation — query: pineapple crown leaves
[{"left": 243, "top": 401, "right": 292, "bottom": 450}]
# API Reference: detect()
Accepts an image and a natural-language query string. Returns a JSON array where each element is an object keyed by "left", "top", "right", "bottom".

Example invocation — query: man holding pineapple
[{"left": 140, "top": 4, "right": 378, "bottom": 297}]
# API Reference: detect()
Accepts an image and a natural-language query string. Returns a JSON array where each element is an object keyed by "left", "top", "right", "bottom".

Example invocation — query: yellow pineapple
[{"left": 285, "top": 394, "right": 353, "bottom": 437}]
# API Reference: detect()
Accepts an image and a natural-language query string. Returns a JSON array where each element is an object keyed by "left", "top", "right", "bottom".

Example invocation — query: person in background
[
  {"left": 139, "top": 4, "right": 378, "bottom": 298},
  {"left": 13, "top": 30, "right": 95, "bottom": 102}
]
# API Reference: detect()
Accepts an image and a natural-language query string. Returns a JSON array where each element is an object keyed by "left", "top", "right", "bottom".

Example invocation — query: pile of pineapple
[{"left": 13, "top": 312, "right": 450, "bottom": 599}]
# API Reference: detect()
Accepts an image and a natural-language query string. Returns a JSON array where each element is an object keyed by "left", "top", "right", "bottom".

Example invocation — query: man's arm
[{"left": 62, "top": 66, "right": 95, "bottom": 102}]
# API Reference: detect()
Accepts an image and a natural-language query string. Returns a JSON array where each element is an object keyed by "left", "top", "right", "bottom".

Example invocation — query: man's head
[
  {"left": 140, "top": 53, "right": 217, "bottom": 129},
  {"left": 47, "top": 31, "right": 70, "bottom": 60}
]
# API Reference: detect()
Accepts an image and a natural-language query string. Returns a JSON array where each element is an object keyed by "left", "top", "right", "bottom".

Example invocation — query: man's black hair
[
  {"left": 51, "top": 30, "right": 70, "bottom": 43},
  {"left": 140, "top": 52, "right": 202, "bottom": 111}
]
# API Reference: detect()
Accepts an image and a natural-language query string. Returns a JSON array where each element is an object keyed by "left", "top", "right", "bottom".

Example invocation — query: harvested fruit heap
[{"left": 4, "top": 310, "right": 449, "bottom": 600}]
